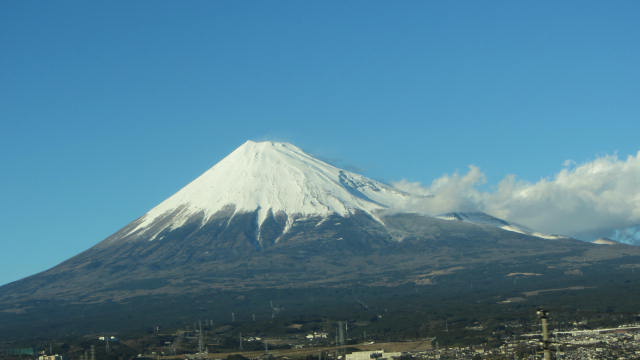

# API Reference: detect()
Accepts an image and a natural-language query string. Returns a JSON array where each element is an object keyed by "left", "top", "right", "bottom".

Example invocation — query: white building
[
  {"left": 305, "top": 331, "right": 329, "bottom": 340},
  {"left": 345, "top": 350, "right": 402, "bottom": 360},
  {"left": 38, "top": 355, "right": 63, "bottom": 360}
]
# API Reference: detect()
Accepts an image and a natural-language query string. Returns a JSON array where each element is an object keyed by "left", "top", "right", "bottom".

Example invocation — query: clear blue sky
[{"left": 1, "top": 1, "right": 639, "bottom": 286}]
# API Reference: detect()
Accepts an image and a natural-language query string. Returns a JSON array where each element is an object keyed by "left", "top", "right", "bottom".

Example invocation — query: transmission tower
[{"left": 537, "top": 308, "right": 553, "bottom": 360}]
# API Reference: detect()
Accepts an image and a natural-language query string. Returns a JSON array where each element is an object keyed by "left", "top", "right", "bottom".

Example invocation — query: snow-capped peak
[{"left": 127, "top": 140, "right": 410, "bottom": 240}]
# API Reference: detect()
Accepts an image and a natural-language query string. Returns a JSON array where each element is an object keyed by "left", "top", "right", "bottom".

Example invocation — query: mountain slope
[{"left": 436, "top": 212, "right": 568, "bottom": 240}]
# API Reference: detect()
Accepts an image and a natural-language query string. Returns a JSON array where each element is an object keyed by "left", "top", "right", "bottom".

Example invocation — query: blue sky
[{"left": 1, "top": 1, "right": 639, "bottom": 286}]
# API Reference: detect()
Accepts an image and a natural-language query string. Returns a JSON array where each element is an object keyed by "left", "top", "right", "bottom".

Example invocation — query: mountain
[
  {"left": 436, "top": 212, "right": 568, "bottom": 240},
  {"left": 100, "top": 140, "right": 411, "bottom": 248},
  {"left": 2, "top": 141, "right": 640, "bottom": 341}
]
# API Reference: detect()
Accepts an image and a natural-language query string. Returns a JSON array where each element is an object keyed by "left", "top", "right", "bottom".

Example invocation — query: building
[
  {"left": 345, "top": 350, "right": 402, "bottom": 360},
  {"left": 38, "top": 355, "right": 63, "bottom": 360}
]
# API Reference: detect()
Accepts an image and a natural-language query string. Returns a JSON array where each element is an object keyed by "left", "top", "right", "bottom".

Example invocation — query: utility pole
[
  {"left": 537, "top": 308, "right": 552, "bottom": 360},
  {"left": 198, "top": 321, "right": 204, "bottom": 353},
  {"left": 345, "top": 321, "right": 349, "bottom": 340}
]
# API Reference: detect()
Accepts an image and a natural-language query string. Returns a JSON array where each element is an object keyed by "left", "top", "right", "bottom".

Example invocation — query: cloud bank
[{"left": 392, "top": 152, "right": 640, "bottom": 240}]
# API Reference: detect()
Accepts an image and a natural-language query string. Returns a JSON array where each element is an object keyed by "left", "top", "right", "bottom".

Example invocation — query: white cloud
[
  {"left": 393, "top": 165, "right": 485, "bottom": 215},
  {"left": 392, "top": 152, "right": 640, "bottom": 238}
]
